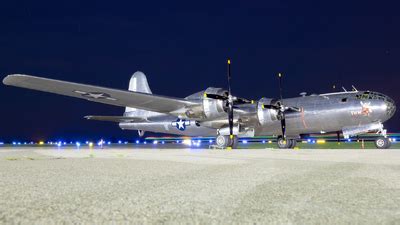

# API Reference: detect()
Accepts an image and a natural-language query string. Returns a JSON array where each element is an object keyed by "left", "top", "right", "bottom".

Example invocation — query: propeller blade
[
  {"left": 278, "top": 73, "right": 283, "bottom": 101},
  {"left": 227, "top": 59, "right": 232, "bottom": 95},
  {"left": 204, "top": 93, "right": 228, "bottom": 100},
  {"left": 277, "top": 73, "right": 286, "bottom": 140},
  {"left": 286, "top": 106, "right": 301, "bottom": 112},
  {"left": 281, "top": 117, "right": 286, "bottom": 139},
  {"left": 228, "top": 103, "right": 234, "bottom": 136},
  {"left": 227, "top": 59, "right": 234, "bottom": 137},
  {"left": 262, "top": 104, "right": 280, "bottom": 110}
]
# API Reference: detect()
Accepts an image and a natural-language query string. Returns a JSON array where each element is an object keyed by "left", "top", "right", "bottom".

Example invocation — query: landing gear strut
[
  {"left": 277, "top": 137, "right": 297, "bottom": 149},
  {"left": 216, "top": 135, "right": 238, "bottom": 149}
]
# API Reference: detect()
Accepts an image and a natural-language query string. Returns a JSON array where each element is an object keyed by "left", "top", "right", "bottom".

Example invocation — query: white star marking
[
  {"left": 176, "top": 119, "right": 185, "bottom": 130},
  {"left": 74, "top": 90, "right": 117, "bottom": 101}
]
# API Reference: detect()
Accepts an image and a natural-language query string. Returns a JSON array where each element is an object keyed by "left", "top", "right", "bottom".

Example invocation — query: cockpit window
[{"left": 355, "top": 91, "right": 390, "bottom": 101}]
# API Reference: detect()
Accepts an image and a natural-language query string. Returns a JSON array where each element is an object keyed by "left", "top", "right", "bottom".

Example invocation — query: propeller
[
  {"left": 262, "top": 73, "right": 301, "bottom": 140},
  {"left": 277, "top": 73, "right": 286, "bottom": 140},
  {"left": 227, "top": 59, "right": 234, "bottom": 138}
]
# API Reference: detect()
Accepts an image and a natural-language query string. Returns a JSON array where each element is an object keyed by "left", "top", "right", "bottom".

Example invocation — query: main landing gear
[
  {"left": 277, "top": 136, "right": 297, "bottom": 149},
  {"left": 216, "top": 135, "right": 238, "bottom": 149}
]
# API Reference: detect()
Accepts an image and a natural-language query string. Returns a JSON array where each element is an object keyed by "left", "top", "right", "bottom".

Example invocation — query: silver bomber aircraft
[{"left": 3, "top": 60, "right": 396, "bottom": 149}]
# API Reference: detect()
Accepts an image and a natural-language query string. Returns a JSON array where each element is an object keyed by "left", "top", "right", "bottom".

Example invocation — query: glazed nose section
[{"left": 385, "top": 96, "right": 396, "bottom": 119}]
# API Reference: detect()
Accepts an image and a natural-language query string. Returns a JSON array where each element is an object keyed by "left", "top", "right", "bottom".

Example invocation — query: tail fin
[{"left": 125, "top": 71, "right": 152, "bottom": 113}]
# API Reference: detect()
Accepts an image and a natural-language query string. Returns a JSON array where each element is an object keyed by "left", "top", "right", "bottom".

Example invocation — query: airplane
[{"left": 2, "top": 60, "right": 396, "bottom": 149}]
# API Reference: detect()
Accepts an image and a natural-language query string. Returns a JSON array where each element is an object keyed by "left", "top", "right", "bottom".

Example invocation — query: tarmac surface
[{"left": 1, "top": 147, "right": 400, "bottom": 224}]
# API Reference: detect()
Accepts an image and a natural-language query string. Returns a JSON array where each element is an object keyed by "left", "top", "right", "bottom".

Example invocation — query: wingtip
[
  {"left": 3, "top": 74, "right": 29, "bottom": 85},
  {"left": 2, "top": 75, "right": 12, "bottom": 85}
]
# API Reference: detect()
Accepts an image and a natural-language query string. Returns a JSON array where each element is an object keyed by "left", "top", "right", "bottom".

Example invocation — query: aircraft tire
[
  {"left": 216, "top": 135, "right": 230, "bottom": 148},
  {"left": 375, "top": 137, "right": 391, "bottom": 149},
  {"left": 289, "top": 139, "right": 297, "bottom": 148},
  {"left": 231, "top": 136, "right": 239, "bottom": 149},
  {"left": 277, "top": 137, "right": 291, "bottom": 149}
]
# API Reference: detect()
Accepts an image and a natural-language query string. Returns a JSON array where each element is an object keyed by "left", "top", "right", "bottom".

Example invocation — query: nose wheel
[{"left": 375, "top": 137, "right": 391, "bottom": 149}]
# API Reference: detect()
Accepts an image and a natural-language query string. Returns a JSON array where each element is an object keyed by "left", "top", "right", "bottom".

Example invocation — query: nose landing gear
[
  {"left": 375, "top": 126, "right": 391, "bottom": 149},
  {"left": 375, "top": 137, "right": 391, "bottom": 149}
]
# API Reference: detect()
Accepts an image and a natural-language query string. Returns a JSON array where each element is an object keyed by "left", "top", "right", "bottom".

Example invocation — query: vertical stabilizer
[
  {"left": 128, "top": 71, "right": 152, "bottom": 94},
  {"left": 125, "top": 71, "right": 152, "bottom": 113}
]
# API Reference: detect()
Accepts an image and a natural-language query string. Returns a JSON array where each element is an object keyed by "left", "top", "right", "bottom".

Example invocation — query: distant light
[
  {"left": 316, "top": 140, "right": 326, "bottom": 144},
  {"left": 182, "top": 139, "right": 192, "bottom": 146},
  {"left": 124, "top": 141, "right": 128, "bottom": 144},
  {"left": 63, "top": 142, "right": 67, "bottom": 145},
  {"left": 242, "top": 140, "right": 248, "bottom": 144},
  {"left": 118, "top": 140, "right": 122, "bottom": 144},
  {"left": 39, "top": 141, "right": 44, "bottom": 145},
  {"left": 107, "top": 141, "right": 111, "bottom": 145},
  {"left": 209, "top": 140, "right": 213, "bottom": 143},
  {"left": 57, "top": 142, "right": 62, "bottom": 147},
  {"left": 176, "top": 140, "right": 180, "bottom": 144},
  {"left": 161, "top": 141, "right": 165, "bottom": 144},
  {"left": 268, "top": 140, "right": 272, "bottom": 144},
  {"left": 12, "top": 142, "right": 16, "bottom": 145},
  {"left": 393, "top": 138, "right": 397, "bottom": 142},
  {"left": 262, "top": 140, "right": 266, "bottom": 144},
  {"left": 86, "top": 141, "right": 89, "bottom": 144},
  {"left": 307, "top": 139, "right": 312, "bottom": 143},
  {"left": 312, "top": 140, "right": 316, "bottom": 144},
  {"left": 153, "top": 140, "right": 158, "bottom": 144},
  {"left": 143, "top": 141, "right": 147, "bottom": 144},
  {"left": 135, "top": 140, "right": 140, "bottom": 144},
  {"left": 76, "top": 142, "right": 81, "bottom": 147},
  {"left": 347, "top": 139, "right": 351, "bottom": 142},
  {"left": 89, "top": 142, "right": 94, "bottom": 147},
  {"left": 0, "top": 142, "right": 4, "bottom": 145},
  {"left": 17, "top": 142, "right": 21, "bottom": 145}
]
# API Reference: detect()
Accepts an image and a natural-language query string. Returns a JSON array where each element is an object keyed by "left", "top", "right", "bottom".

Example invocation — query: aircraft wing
[
  {"left": 3, "top": 74, "right": 199, "bottom": 113},
  {"left": 84, "top": 115, "right": 147, "bottom": 123}
]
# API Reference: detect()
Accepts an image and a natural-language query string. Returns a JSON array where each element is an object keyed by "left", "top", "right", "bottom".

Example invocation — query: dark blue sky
[{"left": 1, "top": 0, "right": 399, "bottom": 141}]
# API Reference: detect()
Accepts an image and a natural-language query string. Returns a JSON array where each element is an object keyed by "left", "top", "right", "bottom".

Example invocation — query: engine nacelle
[
  {"left": 202, "top": 87, "right": 227, "bottom": 119},
  {"left": 257, "top": 98, "right": 279, "bottom": 126}
]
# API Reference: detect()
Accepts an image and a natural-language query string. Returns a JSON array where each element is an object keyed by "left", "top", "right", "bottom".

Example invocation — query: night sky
[{"left": 1, "top": 1, "right": 399, "bottom": 141}]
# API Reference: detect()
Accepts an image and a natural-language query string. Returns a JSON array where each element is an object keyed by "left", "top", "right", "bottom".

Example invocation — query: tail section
[
  {"left": 125, "top": 71, "right": 152, "bottom": 113},
  {"left": 128, "top": 71, "right": 152, "bottom": 94}
]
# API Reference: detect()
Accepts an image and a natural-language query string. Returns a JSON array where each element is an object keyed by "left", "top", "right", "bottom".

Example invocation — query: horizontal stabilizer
[{"left": 84, "top": 115, "right": 147, "bottom": 123}]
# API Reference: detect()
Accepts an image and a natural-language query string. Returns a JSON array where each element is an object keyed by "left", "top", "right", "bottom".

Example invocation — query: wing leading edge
[{"left": 3, "top": 74, "right": 199, "bottom": 113}]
